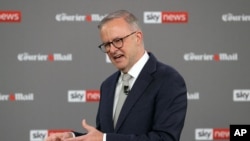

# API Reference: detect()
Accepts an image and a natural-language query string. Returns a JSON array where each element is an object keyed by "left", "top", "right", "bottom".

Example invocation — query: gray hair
[{"left": 98, "top": 10, "right": 141, "bottom": 31}]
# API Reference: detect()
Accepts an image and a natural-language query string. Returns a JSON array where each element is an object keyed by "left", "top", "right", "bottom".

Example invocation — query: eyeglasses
[{"left": 98, "top": 31, "right": 137, "bottom": 53}]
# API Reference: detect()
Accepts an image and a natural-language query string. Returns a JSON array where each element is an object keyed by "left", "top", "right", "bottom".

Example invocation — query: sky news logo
[
  {"left": 184, "top": 52, "right": 238, "bottom": 62},
  {"left": 68, "top": 90, "right": 100, "bottom": 102},
  {"left": 0, "top": 92, "right": 34, "bottom": 101},
  {"left": 195, "top": 128, "right": 229, "bottom": 140},
  {"left": 30, "top": 129, "right": 71, "bottom": 141},
  {"left": 144, "top": 11, "right": 188, "bottom": 24},
  {"left": 17, "top": 52, "right": 73, "bottom": 62},
  {"left": 233, "top": 89, "right": 250, "bottom": 102},
  {"left": 0, "top": 11, "right": 21, "bottom": 22},
  {"left": 55, "top": 13, "right": 107, "bottom": 22}
]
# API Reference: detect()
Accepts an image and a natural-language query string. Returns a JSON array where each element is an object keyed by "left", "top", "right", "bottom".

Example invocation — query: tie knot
[{"left": 122, "top": 73, "right": 132, "bottom": 82}]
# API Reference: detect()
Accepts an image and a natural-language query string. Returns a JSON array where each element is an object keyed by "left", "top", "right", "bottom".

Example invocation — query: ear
[{"left": 135, "top": 31, "right": 143, "bottom": 44}]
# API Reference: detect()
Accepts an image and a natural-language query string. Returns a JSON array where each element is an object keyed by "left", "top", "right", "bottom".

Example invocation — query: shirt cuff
[
  {"left": 71, "top": 132, "right": 76, "bottom": 138},
  {"left": 103, "top": 133, "right": 106, "bottom": 141}
]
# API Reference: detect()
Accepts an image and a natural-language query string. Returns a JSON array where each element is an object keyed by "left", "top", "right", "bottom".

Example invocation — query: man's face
[{"left": 99, "top": 18, "right": 141, "bottom": 73}]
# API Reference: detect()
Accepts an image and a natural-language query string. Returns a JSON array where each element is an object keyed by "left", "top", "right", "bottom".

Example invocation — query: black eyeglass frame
[{"left": 98, "top": 31, "right": 137, "bottom": 53}]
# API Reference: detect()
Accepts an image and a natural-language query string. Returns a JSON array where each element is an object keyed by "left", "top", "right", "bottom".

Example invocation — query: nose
[{"left": 108, "top": 43, "right": 118, "bottom": 53}]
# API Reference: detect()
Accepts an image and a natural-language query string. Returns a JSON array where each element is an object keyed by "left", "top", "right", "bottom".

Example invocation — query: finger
[
  {"left": 64, "top": 135, "right": 84, "bottom": 141},
  {"left": 46, "top": 132, "right": 71, "bottom": 141},
  {"left": 62, "top": 132, "right": 73, "bottom": 139},
  {"left": 82, "top": 119, "right": 94, "bottom": 132},
  {"left": 45, "top": 135, "right": 61, "bottom": 141}
]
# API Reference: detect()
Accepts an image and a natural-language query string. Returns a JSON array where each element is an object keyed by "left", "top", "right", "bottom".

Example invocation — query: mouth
[{"left": 112, "top": 54, "right": 124, "bottom": 62}]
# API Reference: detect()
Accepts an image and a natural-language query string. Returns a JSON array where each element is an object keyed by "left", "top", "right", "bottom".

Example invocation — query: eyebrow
[{"left": 103, "top": 36, "right": 123, "bottom": 44}]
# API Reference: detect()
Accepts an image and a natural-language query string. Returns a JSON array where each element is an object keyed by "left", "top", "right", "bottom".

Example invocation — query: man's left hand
[{"left": 64, "top": 119, "right": 103, "bottom": 141}]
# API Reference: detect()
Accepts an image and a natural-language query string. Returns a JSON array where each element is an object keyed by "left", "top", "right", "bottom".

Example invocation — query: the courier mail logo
[
  {"left": 68, "top": 90, "right": 100, "bottom": 102},
  {"left": 144, "top": 11, "right": 188, "bottom": 24},
  {"left": 0, "top": 11, "right": 21, "bottom": 22}
]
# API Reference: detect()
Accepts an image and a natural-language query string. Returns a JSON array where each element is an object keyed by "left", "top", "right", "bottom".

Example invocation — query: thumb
[{"left": 82, "top": 119, "right": 94, "bottom": 132}]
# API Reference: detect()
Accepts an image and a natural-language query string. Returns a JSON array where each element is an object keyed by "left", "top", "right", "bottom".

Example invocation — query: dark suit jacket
[{"left": 95, "top": 52, "right": 187, "bottom": 141}]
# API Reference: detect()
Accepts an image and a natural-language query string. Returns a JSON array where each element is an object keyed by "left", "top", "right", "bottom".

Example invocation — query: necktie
[{"left": 113, "top": 73, "right": 132, "bottom": 127}]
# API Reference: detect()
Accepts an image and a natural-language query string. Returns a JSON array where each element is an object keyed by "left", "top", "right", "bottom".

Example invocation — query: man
[{"left": 45, "top": 10, "right": 187, "bottom": 141}]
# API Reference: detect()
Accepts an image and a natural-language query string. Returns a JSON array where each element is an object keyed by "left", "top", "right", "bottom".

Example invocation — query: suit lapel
[
  {"left": 115, "top": 53, "right": 157, "bottom": 131},
  {"left": 101, "top": 72, "right": 120, "bottom": 132}
]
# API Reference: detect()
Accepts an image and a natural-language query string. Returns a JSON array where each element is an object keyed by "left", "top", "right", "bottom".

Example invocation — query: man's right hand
[{"left": 45, "top": 132, "right": 74, "bottom": 141}]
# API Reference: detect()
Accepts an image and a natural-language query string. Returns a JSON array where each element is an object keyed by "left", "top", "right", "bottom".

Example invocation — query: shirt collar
[{"left": 120, "top": 51, "right": 149, "bottom": 79}]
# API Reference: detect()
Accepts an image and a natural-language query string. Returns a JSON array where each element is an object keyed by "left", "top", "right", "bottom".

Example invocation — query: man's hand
[
  {"left": 64, "top": 119, "right": 103, "bottom": 141},
  {"left": 45, "top": 132, "right": 73, "bottom": 141}
]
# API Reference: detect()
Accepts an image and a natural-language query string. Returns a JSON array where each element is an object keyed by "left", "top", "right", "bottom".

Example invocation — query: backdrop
[{"left": 1, "top": 0, "right": 250, "bottom": 141}]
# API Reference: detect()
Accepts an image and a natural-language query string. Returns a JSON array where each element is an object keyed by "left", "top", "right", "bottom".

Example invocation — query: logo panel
[
  {"left": 144, "top": 12, "right": 162, "bottom": 24},
  {"left": 68, "top": 90, "right": 86, "bottom": 102},
  {"left": 213, "top": 128, "right": 230, "bottom": 140},
  {"left": 0, "top": 11, "right": 21, "bottom": 22},
  {"left": 195, "top": 128, "right": 213, "bottom": 140},
  {"left": 30, "top": 130, "right": 47, "bottom": 141},
  {"left": 233, "top": 89, "right": 250, "bottom": 102},
  {"left": 86, "top": 90, "right": 100, "bottom": 102},
  {"left": 162, "top": 12, "right": 188, "bottom": 23}
]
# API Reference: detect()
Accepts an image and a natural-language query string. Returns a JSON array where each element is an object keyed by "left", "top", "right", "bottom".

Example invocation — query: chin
[{"left": 114, "top": 65, "right": 125, "bottom": 71}]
